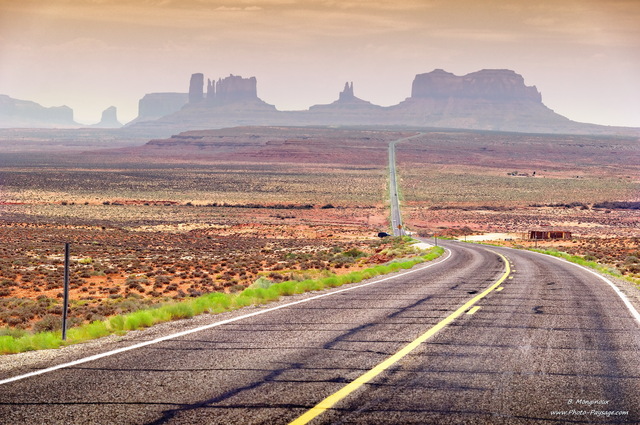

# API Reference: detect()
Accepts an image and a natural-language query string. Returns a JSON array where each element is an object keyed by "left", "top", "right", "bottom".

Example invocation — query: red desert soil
[{"left": 0, "top": 126, "right": 638, "bottom": 331}]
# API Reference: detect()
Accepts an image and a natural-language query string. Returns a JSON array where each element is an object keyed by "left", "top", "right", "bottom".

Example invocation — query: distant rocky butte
[
  {"left": 127, "top": 69, "right": 639, "bottom": 136},
  {"left": 309, "top": 82, "right": 381, "bottom": 111},
  {"left": 206, "top": 75, "right": 259, "bottom": 105},
  {"left": 186, "top": 74, "right": 273, "bottom": 109},
  {"left": 126, "top": 74, "right": 278, "bottom": 134},
  {"left": 410, "top": 69, "right": 542, "bottom": 102},
  {"left": 91, "top": 106, "right": 122, "bottom": 128},
  {"left": 0, "top": 94, "right": 77, "bottom": 128},
  {"left": 128, "top": 93, "right": 189, "bottom": 125}
]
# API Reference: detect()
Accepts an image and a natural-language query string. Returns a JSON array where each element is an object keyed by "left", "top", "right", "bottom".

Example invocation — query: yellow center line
[
  {"left": 496, "top": 286, "right": 504, "bottom": 292},
  {"left": 289, "top": 251, "right": 511, "bottom": 425},
  {"left": 467, "top": 306, "right": 481, "bottom": 315}
]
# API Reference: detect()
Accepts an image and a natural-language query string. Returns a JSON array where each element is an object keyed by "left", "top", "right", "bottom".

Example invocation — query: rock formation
[
  {"left": 131, "top": 93, "right": 188, "bottom": 124},
  {"left": 0, "top": 94, "right": 77, "bottom": 128},
  {"left": 206, "top": 75, "right": 259, "bottom": 105},
  {"left": 92, "top": 106, "right": 122, "bottom": 128},
  {"left": 188, "top": 73, "right": 204, "bottom": 104},
  {"left": 126, "top": 70, "right": 639, "bottom": 137},
  {"left": 309, "top": 82, "right": 381, "bottom": 113},
  {"left": 411, "top": 69, "right": 542, "bottom": 102},
  {"left": 339, "top": 82, "right": 354, "bottom": 101},
  {"left": 381, "top": 69, "right": 564, "bottom": 131},
  {"left": 128, "top": 74, "right": 277, "bottom": 132}
]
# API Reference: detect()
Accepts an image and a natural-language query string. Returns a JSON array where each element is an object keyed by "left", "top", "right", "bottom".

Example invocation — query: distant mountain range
[
  {"left": 128, "top": 69, "right": 639, "bottom": 136},
  {"left": 3, "top": 70, "right": 639, "bottom": 136}
]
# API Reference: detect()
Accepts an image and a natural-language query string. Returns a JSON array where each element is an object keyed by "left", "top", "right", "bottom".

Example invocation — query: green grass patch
[
  {"left": 0, "top": 245, "right": 445, "bottom": 355},
  {"left": 530, "top": 248, "right": 640, "bottom": 288}
]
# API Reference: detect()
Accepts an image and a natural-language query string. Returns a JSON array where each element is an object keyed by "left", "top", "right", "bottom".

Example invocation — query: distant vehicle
[{"left": 378, "top": 232, "right": 391, "bottom": 238}]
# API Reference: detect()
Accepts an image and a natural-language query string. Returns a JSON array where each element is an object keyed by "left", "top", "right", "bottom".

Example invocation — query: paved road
[
  {"left": 388, "top": 142, "right": 403, "bottom": 236},
  {"left": 388, "top": 134, "right": 422, "bottom": 236},
  {"left": 1, "top": 241, "right": 639, "bottom": 424}
]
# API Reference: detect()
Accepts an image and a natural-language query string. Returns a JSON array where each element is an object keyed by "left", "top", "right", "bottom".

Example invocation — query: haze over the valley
[{"left": 0, "top": 0, "right": 639, "bottom": 127}]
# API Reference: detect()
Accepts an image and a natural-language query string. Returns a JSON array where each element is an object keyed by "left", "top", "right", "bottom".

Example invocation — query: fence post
[{"left": 62, "top": 242, "right": 70, "bottom": 341}]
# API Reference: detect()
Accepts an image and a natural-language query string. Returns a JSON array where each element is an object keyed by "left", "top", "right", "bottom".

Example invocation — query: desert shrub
[
  {"left": 627, "top": 264, "right": 640, "bottom": 274},
  {"left": 296, "top": 279, "right": 322, "bottom": 292},
  {"left": 233, "top": 295, "right": 253, "bottom": 308},
  {"left": 320, "top": 276, "right": 340, "bottom": 287},
  {"left": 194, "top": 292, "right": 232, "bottom": 314},
  {"left": 23, "top": 331, "right": 62, "bottom": 351},
  {"left": 33, "top": 315, "right": 63, "bottom": 333},
  {"left": 0, "top": 279, "right": 15, "bottom": 287},
  {"left": 0, "top": 336, "right": 20, "bottom": 354},
  {"left": 251, "top": 276, "right": 274, "bottom": 289},
  {"left": 344, "top": 248, "right": 366, "bottom": 258},
  {"left": 584, "top": 253, "right": 598, "bottom": 261},
  {"left": 272, "top": 281, "right": 297, "bottom": 296},
  {"left": 109, "top": 315, "right": 125, "bottom": 331},
  {"left": 0, "top": 326, "right": 27, "bottom": 338}
]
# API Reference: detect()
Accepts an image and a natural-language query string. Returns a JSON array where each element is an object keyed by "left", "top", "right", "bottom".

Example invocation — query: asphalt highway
[
  {"left": 388, "top": 133, "right": 422, "bottom": 237},
  {"left": 1, "top": 241, "right": 639, "bottom": 424},
  {"left": 388, "top": 142, "right": 403, "bottom": 237}
]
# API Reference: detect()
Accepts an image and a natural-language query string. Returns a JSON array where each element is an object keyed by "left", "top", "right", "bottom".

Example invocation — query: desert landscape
[
  {"left": 0, "top": 128, "right": 408, "bottom": 334},
  {"left": 1, "top": 127, "right": 638, "bottom": 337}
]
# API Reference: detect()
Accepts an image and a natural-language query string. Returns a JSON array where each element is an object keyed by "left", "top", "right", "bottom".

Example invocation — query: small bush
[
  {"left": 0, "top": 335, "right": 20, "bottom": 354},
  {"left": 109, "top": 315, "right": 125, "bottom": 332},
  {"left": 33, "top": 315, "right": 63, "bottom": 333},
  {"left": 124, "top": 310, "right": 154, "bottom": 330},
  {"left": 251, "top": 276, "right": 273, "bottom": 289}
]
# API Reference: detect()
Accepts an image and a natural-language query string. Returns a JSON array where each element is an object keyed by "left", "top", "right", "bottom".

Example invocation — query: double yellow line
[{"left": 290, "top": 251, "right": 511, "bottom": 425}]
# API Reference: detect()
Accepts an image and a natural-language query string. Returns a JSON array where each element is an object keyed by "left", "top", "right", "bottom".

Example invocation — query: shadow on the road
[{"left": 142, "top": 364, "right": 305, "bottom": 425}]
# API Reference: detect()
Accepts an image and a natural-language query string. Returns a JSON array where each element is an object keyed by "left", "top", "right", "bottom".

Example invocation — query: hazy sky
[{"left": 1, "top": 0, "right": 639, "bottom": 127}]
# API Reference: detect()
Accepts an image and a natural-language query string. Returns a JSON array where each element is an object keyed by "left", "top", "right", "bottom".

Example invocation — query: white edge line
[
  {"left": 531, "top": 250, "right": 640, "bottom": 326},
  {"left": 0, "top": 248, "right": 452, "bottom": 386}
]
